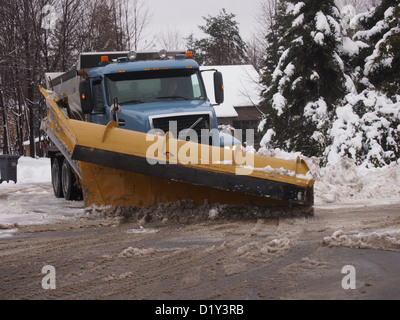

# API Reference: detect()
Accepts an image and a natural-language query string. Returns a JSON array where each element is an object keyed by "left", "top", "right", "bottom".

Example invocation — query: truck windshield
[{"left": 105, "top": 69, "right": 206, "bottom": 105}]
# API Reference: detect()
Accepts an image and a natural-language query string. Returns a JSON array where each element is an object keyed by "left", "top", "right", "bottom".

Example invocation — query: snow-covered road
[
  {"left": 1, "top": 156, "right": 400, "bottom": 237},
  {"left": 1, "top": 156, "right": 400, "bottom": 300}
]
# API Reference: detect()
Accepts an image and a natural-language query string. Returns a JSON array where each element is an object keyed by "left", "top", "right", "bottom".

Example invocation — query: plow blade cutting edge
[{"left": 40, "top": 86, "right": 314, "bottom": 212}]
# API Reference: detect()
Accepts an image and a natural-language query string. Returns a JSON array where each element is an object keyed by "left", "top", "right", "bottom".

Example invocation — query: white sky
[{"left": 145, "top": 0, "right": 261, "bottom": 45}]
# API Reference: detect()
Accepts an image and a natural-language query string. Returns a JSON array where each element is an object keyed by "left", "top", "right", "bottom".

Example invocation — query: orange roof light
[
  {"left": 186, "top": 51, "right": 193, "bottom": 58},
  {"left": 101, "top": 56, "right": 109, "bottom": 63}
]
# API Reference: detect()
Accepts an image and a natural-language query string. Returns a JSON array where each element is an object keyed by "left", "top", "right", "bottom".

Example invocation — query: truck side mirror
[
  {"left": 79, "top": 79, "right": 93, "bottom": 114},
  {"left": 213, "top": 71, "right": 224, "bottom": 105}
]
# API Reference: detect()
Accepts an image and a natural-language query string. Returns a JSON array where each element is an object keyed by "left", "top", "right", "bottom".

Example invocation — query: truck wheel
[
  {"left": 61, "top": 160, "right": 82, "bottom": 201},
  {"left": 51, "top": 158, "right": 64, "bottom": 198}
]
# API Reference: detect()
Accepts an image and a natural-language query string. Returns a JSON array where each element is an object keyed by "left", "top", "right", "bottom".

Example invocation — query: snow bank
[
  {"left": 17, "top": 157, "right": 51, "bottom": 184},
  {"left": 308, "top": 157, "right": 400, "bottom": 205},
  {"left": 118, "top": 246, "right": 177, "bottom": 258},
  {"left": 126, "top": 227, "right": 158, "bottom": 234},
  {"left": 0, "top": 156, "right": 51, "bottom": 185},
  {"left": 323, "top": 228, "right": 400, "bottom": 251},
  {"left": 237, "top": 237, "right": 292, "bottom": 256}
]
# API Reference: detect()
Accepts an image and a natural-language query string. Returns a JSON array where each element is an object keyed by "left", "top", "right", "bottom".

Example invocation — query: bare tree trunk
[
  {"left": 246, "top": 35, "right": 263, "bottom": 72},
  {"left": 20, "top": 0, "right": 36, "bottom": 158},
  {"left": 13, "top": 64, "right": 25, "bottom": 156},
  {"left": 0, "top": 81, "right": 10, "bottom": 155}
]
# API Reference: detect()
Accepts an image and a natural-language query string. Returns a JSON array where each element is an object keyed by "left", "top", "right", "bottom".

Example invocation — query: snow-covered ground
[
  {"left": 0, "top": 157, "right": 85, "bottom": 238},
  {"left": 1, "top": 155, "right": 399, "bottom": 239}
]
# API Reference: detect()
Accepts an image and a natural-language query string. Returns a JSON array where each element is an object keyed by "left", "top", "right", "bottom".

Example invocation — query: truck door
[{"left": 90, "top": 79, "right": 109, "bottom": 125}]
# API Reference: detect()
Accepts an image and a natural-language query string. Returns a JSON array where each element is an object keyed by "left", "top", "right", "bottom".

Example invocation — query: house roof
[{"left": 200, "top": 65, "right": 262, "bottom": 118}]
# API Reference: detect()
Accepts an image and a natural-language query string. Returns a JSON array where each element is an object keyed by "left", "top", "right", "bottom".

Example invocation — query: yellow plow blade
[{"left": 40, "top": 86, "right": 314, "bottom": 211}]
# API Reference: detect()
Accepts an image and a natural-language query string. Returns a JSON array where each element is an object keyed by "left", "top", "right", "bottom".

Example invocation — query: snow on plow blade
[{"left": 40, "top": 86, "right": 314, "bottom": 211}]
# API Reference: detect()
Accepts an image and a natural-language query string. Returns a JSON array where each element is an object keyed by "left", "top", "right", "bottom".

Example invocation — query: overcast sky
[{"left": 145, "top": 0, "right": 261, "bottom": 45}]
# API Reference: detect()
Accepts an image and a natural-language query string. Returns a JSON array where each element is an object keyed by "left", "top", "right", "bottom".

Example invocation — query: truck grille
[{"left": 152, "top": 114, "right": 211, "bottom": 143}]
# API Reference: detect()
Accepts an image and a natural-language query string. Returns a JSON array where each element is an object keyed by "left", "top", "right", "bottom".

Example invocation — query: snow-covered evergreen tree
[
  {"left": 327, "top": 0, "right": 400, "bottom": 167},
  {"left": 260, "top": 0, "right": 290, "bottom": 89},
  {"left": 259, "top": 0, "right": 347, "bottom": 157},
  {"left": 192, "top": 9, "right": 248, "bottom": 66},
  {"left": 353, "top": 0, "right": 399, "bottom": 94},
  {"left": 363, "top": 3, "right": 399, "bottom": 95}
]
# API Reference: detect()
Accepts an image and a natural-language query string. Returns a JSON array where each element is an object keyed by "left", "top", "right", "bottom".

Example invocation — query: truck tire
[
  {"left": 61, "top": 159, "right": 82, "bottom": 201},
  {"left": 51, "top": 158, "right": 64, "bottom": 198}
]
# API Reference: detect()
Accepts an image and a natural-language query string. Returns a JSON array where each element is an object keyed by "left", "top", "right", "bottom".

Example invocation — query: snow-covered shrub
[{"left": 327, "top": 90, "right": 400, "bottom": 167}]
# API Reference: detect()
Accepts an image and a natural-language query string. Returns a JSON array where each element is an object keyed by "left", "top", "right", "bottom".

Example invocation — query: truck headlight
[
  {"left": 128, "top": 51, "right": 137, "bottom": 61},
  {"left": 159, "top": 49, "right": 167, "bottom": 59}
]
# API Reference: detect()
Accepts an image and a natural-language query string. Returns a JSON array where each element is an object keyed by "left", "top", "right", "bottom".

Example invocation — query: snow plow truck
[{"left": 39, "top": 50, "right": 314, "bottom": 213}]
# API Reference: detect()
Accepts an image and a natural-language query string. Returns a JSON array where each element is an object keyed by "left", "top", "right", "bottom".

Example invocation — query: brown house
[{"left": 201, "top": 65, "right": 264, "bottom": 145}]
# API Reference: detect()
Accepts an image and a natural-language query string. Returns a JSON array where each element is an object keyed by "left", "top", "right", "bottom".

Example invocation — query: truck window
[
  {"left": 191, "top": 73, "right": 201, "bottom": 97},
  {"left": 92, "top": 81, "right": 105, "bottom": 113},
  {"left": 105, "top": 69, "right": 206, "bottom": 106}
]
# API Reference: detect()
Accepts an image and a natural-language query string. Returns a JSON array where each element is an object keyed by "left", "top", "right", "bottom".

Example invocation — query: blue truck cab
[{"left": 73, "top": 50, "right": 238, "bottom": 147}]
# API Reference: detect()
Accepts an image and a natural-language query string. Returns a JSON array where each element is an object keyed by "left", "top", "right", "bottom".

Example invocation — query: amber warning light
[{"left": 101, "top": 56, "right": 109, "bottom": 63}]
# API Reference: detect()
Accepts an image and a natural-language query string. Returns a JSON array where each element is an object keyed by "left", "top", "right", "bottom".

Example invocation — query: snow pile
[
  {"left": 0, "top": 156, "right": 51, "bottom": 185},
  {"left": 323, "top": 229, "right": 400, "bottom": 251},
  {"left": 118, "top": 246, "right": 177, "bottom": 258},
  {"left": 236, "top": 237, "right": 292, "bottom": 256},
  {"left": 118, "top": 247, "right": 158, "bottom": 258},
  {"left": 310, "top": 157, "right": 400, "bottom": 205},
  {"left": 262, "top": 237, "right": 292, "bottom": 254},
  {"left": 15, "top": 157, "right": 51, "bottom": 184},
  {"left": 126, "top": 226, "right": 158, "bottom": 234}
]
